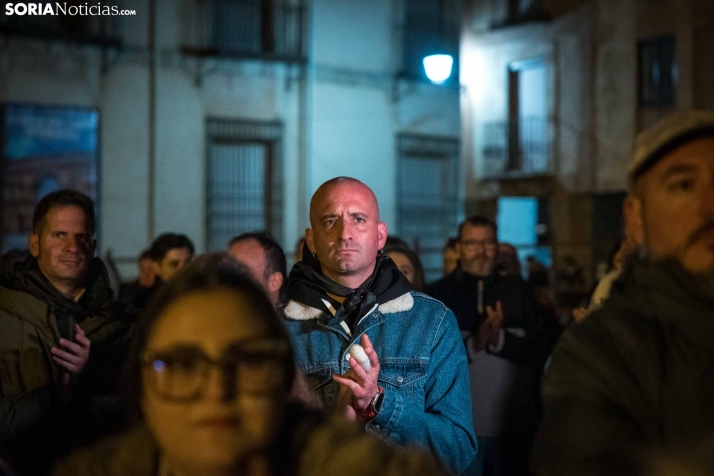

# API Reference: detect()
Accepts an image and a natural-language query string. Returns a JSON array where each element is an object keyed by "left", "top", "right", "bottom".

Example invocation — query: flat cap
[{"left": 630, "top": 110, "right": 714, "bottom": 183}]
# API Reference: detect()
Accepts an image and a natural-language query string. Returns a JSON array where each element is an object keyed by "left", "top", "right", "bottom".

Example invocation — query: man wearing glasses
[{"left": 429, "top": 215, "right": 545, "bottom": 476}]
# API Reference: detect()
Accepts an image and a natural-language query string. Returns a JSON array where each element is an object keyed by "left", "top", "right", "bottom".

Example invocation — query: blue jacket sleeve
[{"left": 366, "top": 308, "right": 477, "bottom": 475}]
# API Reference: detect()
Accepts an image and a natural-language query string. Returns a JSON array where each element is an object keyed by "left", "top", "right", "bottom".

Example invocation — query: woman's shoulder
[
  {"left": 296, "top": 414, "right": 446, "bottom": 476},
  {"left": 53, "top": 426, "right": 158, "bottom": 476}
]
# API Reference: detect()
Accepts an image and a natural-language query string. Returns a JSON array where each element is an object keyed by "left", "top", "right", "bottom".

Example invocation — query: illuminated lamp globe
[{"left": 423, "top": 54, "right": 453, "bottom": 84}]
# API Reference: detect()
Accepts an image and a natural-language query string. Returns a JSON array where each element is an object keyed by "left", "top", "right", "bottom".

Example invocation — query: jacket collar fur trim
[{"left": 284, "top": 292, "right": 414, "bottom": 321}]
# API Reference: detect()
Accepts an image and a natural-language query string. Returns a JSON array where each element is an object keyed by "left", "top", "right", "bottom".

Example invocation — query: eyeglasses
[
  {"left": 460, "top": 239, "right": 497, "bottom": 249},
  {"left": 142, "top": 338, "right": 290, "bottom": 402}
]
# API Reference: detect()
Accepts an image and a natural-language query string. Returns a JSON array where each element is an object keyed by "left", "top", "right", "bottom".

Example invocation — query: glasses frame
[
  {"left": 141, "top": 338, "right": 290, "bottom": 403},
  {"left": 460, "top": 238, "right": 497, "bottom": 249}
]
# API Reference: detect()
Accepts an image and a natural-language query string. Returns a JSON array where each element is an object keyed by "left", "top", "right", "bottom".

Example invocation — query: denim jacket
[{"left": 282, "top": 291, "right": 477, "bottom": 475}]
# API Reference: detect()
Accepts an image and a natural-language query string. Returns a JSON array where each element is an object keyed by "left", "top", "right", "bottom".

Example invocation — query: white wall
[
  {"left": 154, "top": 70, "right": 204, "bottom": 246},
  {"left": 312, "top": 0, "right": 394, "bottom": 72},
  {"left": 310, "top": 82, "right": 395, "bottom": 225},
  {"left": 100, "top": 64, "right": 150, "bottom": 271},
  {"left": 593, "top": 0, "right": 636, "bottom": 192}
]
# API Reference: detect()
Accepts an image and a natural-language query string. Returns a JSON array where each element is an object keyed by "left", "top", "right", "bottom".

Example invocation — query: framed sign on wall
[{"left": 1, "top": 103, "right": 99, "bottom": 253}]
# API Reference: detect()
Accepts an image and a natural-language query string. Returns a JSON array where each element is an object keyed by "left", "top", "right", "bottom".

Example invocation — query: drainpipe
[
  {"left": 297, "top": 1, "right": 311, "bottom": 234},
  {"left": 147, "top": 0, "right": 158, "bottom": 242}
]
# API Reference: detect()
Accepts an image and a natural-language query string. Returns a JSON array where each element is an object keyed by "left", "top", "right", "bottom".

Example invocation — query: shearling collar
[{"left": 283, "top": 292, "right": 414, "bottom": 321}]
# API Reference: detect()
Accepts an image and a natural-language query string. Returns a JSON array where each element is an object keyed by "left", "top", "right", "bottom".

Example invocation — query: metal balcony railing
[
  {"left": 482, "top": 116, "right": 551, "bottom": 178},
  {"left": 0, "top": 2, "right": 122, "bottom": 46},
  {"left": 180, "top": 0, "right": 306, "bottom": 63},
  {"left": 489, "top": 0, "right": 550, "bottom": 28}
]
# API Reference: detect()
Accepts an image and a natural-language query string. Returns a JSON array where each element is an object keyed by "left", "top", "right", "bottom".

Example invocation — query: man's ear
[
  {"left": 623, "top": 194, "right": 645, "bottom": 248},
  {"left": 29, "top": 234, "right": 39, "bottom": 257},
  {"left": 378, "top": 221, "right": 388, "bottom": 250},
  {"left": 268, "top": 272, "right": 283, "bottom": 294},
  {"left": 305, "top": 228, "right": 316, "bottom": 254},
  {"left": 90, "top": 239, "right": 97, "bottom": 258}
]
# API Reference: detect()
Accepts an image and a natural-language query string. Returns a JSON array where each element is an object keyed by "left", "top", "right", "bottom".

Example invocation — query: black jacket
[
  {"left": 428, "top": 269, "right": 544, "bottom": 364},
  {"left": 117, "top": 280, "right": 160, "bottom": 311},
  {"left": 532, "top": 257, "right": 714, "bottom": 476}
]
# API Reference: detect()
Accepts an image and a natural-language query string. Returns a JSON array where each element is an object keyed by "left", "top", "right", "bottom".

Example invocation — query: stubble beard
[{"left": 465, "top": 256, "right": 494, "bottom": 277}]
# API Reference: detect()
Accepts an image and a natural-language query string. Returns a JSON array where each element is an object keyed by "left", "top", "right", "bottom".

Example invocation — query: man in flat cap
[{"left": 532, "top": 110, "right": 714, "bottom": 476}]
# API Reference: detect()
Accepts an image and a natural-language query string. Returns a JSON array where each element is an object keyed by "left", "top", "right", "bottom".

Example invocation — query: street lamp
[{"left": 423, "top": 54, "right": 453, "bottom": 84}]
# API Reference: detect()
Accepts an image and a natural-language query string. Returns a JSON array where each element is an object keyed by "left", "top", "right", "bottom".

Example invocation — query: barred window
[
  {"left": 180, "top": 0, "right": 306, "bottom": 61},
  {"left": 638, "top": 36, "right": 676, "bottom": 108},
  {"left": 396, "top": 134, "right": 459, "bottom": 283},
  {"left": 206, "top": 119, "right": 283, "bottom": 251}
]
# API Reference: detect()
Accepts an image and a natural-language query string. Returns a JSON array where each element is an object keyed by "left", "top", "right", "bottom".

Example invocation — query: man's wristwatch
[{"left": 357, "top": 386, "right": 385, "bottom": 422}]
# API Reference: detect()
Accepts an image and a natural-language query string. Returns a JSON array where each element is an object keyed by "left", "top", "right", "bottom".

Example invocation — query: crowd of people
[{"left": 1, "top": 110, "right": 713, "bottom": 476}]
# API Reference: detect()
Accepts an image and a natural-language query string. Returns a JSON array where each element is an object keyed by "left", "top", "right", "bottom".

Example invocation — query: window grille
[
  {"left": 396, "top": 134, "right": 459, "bottom": 283},
  {"left": 482, "top": 117, "right": 549, "bottom": 177},
  {"left": 638, "top": 36, "right": 676, "bottom": 108},
  {"left": 206, "top": 119, "right": 283, "bottom": 251},
  {"left": 181, "top": 0, "right": 306, "bottom": 62},
  {"left": 483, "top": 59, "right": 550, "bottom": 177}
]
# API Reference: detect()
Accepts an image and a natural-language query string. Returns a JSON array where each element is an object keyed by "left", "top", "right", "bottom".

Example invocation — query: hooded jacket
[
  {"left": 532, "top": 257, "right": 714, "bottom": 476},
  {"left": 280, "top": 255, "right": 477, "bottom": 475},
  {"left": 0, "top": 256, "right": 135, "bottom": 475}
]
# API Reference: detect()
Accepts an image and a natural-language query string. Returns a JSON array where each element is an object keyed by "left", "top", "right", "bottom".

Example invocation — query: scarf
[
  {"left": 286, "top": 245, "right": 412, "bottom": 330},
  {"left": 2, "top": 255, "right": 114, "bottom": 339}
]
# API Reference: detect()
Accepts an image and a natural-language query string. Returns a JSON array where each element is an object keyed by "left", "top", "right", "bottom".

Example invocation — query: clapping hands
[
  {"left": 51, "top": 324, "right": 91, "bottom": 399},
  {"left": 473, "top": 301, "right": 503, "bottom": 352}
]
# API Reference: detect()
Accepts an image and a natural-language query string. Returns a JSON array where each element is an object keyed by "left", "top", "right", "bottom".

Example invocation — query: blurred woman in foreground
[{"left": 53, "top": 259, "right": 443, "bottom": 476}]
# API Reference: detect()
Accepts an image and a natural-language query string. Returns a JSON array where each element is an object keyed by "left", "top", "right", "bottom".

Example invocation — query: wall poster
[{"left": 1, "top": 103, "right": 99, "bottom": 253}]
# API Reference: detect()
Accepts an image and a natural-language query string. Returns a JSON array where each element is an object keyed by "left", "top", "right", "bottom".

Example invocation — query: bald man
[{"left": 281, "top": 177, "right": 476, "bottom": 474}]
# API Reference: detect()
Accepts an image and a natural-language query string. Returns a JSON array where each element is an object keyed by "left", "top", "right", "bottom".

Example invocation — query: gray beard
[{"left": 465, "top": 259, "right": 494, "bottom": 277}]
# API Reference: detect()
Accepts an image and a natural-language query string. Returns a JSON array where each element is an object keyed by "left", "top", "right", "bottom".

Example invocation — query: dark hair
[
  {"left": 0, "top": 249, "right": 30, "bottom": 274},
  {"left": 386, "top": 247, "right": 426, "bottom": 293},
  {"left": 294, "top": 237, "right": 306, "bottom": 263},
  {"left": 443, "top": 237, "right": 459, "bottom": 251},
  {"left": 138, "top": 249, "right": 152, "bottom": 261},
  {"left": 457, "top": 215, "right": 497, "bottom": 241},
  {"left": 122, "top": 258, "right": 296, "bottom": 420},
  {"left": 228, "top": 232, "right": 287, "bottom": 282},
  {"left": 147, "top": 233, "right": 195, "bottom": 262},
  {"left": 32, "top": 189, "right": 96, "bottom": 235},
  {"left": 384, "top": 236, "right": 410, "bottom": 252}
]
